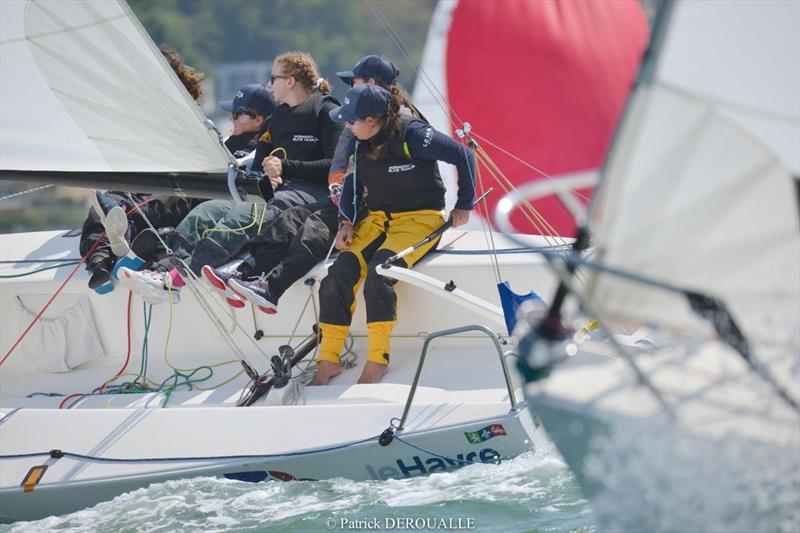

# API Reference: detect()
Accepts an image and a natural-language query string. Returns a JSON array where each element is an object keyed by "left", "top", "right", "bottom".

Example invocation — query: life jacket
[
  {"left": 224, "top": 130, "right": 260, "bottom": 159},
  {"left": 268, "top": 91, "right": 339, "bottom": 162},
  {"left": 355, "top": 114, "right": 445, "bottom": 213}
]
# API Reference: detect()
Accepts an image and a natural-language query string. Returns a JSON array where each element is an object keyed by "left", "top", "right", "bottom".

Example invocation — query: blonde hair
[{"left": 275, "top": 51, "right": 331, "bottom": 94}]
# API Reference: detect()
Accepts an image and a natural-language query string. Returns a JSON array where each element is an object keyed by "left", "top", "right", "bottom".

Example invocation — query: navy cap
[
  {"left": 329, "top": 84, "right": 391, "bottom": 124},
  {"left": 337, "top": 55, "right": 399, "bottom": 86},
  {"left": 219, "top": 84, "right": 276, "bottom": 116}
]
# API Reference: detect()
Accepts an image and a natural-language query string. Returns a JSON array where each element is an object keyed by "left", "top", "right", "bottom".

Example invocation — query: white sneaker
[
  {"left": 104, "top": 206, "right": 130, "bottom": 256},
  {"left": 117, "top": 267, "right": 180, "bottom": 305}
]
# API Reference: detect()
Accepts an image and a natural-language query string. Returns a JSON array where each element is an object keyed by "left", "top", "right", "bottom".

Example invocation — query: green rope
[
  {"left": 0, "top": 261, "right": 80, "bottom": 278},
  {"left": 160, "top": 366, "right": 214, "bottom": 407}
]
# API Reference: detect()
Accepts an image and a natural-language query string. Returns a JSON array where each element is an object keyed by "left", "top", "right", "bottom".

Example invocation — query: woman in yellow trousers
[{"left": 313, "top": 84, "right": 476, "bottom": 385}]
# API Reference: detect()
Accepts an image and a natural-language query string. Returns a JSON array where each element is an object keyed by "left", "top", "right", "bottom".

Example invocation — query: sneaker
[
  {"left": 111, "top": 251, "right": 145, "bottom": 280},
  {"left": 201, "top": 265, "right": 246, "bottom": 309},
  {"left": 104, "top": 206, "right": 131, "bottom": 256},
  {"left": 117, "top": 267, "right": 180, "bottom": 305},
  {"left": 88, "top": 266, "right": 114, "bottom": 294},
  {"left": 91, "top": 190, "right": 118, "bottom": 220},
  {"left": 229, "top": 278, "right": 278, "bottom": 315}
]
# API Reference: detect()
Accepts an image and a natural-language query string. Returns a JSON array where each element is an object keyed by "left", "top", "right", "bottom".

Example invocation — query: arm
[
  {"left": 404, "top": 122, "right": 477, "bottom": 212},
  {"left": 250, "top": 120, "right": 272, "bottom": 172},
  {"left": 337, "top": 169, "right": 363, "bottom": 226},
  {"left": 280, "top": 100, "right": 344, "bottom": 186}
]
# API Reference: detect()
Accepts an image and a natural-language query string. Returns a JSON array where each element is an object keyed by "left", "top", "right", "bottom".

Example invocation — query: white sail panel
[
  {"left": 412, "top": 0, "right": 459, "bottom": 214},
  {"left": 585, "top": 0, "right": 800, "bottom": 342},
  {"left": 0, "top": 0, "right": 231, "bottom": 173}
]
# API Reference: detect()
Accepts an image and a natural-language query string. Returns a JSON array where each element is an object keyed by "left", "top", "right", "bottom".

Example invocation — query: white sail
[
  {"left": 411, "top": 0, "right": 460, "bottom": 214},
  {"left": 585, "top": 0, "right": 800, "bottom": 343},
  {"left": 0, "top": 0, "right": 231, "bottom": 174}
]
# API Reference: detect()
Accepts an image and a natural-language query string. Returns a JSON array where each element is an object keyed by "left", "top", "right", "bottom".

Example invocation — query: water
[{"left": 0, "top": 451, "right": 593, "bottom": 533}]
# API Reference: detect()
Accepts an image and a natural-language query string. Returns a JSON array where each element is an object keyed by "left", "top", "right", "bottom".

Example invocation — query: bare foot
[
  {"left": 357, "top": 361, "right": 388, "bottom": 384},
  {"left": 310, "top": 360, "right": 342, "bottom": 386}
]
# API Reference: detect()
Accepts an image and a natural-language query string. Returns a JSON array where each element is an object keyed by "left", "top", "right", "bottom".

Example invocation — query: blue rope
[
  {"left": 0, "top": 434, "right": 382, "bottom": 463},
  {"left": 393, "top": 434, "right": 476, "bottom": 465}
]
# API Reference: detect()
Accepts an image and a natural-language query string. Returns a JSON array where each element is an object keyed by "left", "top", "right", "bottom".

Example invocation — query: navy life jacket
[
  {"left": 268, "top": 91, "right": 339, "bottom": 162},
  {"left": 355, "top": 114, "right": 445, "bottom": 213}
]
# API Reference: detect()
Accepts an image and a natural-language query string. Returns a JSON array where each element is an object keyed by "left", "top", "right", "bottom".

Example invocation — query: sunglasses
[
  {"left": 232, "top": 109, "right": 258, "bottom": 120},
  {"left": 270, "top": 74, "right": 289, "bottom": 84}
]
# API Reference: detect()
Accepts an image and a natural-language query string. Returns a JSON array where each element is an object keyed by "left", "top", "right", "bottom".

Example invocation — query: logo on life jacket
[
  {"left": 292, "top": 134, "right": 319, "bottom": 143},
  {"left": 388, "top": 163, "right": 415, "bottom": 173}
]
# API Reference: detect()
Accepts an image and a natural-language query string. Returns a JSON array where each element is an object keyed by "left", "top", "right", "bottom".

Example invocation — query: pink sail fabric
[{"left": 445, "top": 0, "right": 649, "bottom": 236}]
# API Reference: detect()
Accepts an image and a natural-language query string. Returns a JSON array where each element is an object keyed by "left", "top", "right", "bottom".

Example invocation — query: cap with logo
[
  {"left": 219, "top": 84, "right": 276, "bottom": 116},
  {"left": 336, "top": 55, "right": 399, "bottom": 86},
  {"left": 329, "top": 84, "right": 391, "bottom": 124}
]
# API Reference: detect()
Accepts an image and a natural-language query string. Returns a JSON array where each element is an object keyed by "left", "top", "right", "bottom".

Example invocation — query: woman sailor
[
  {"left": 211, "top": 55, "right": 420, "bottom": 314},
  {"left": 312, "top": 84, "right": 476, "bottom": 385},
  {"left": 120, "top": 51, "right": 343, "bottom": 302}
]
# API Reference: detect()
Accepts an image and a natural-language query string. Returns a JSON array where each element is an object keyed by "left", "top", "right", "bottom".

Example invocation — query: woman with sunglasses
[
  {"left": 119, "top": 52, "right": 344, "bottom": 303},
  {"left": 212, "top": 56, "right": 416, "bottom": 314},
  {"left": 221, "top": 84, "right": 273, "bottom": 160},
  {"left": 312, "top": 84, "right": 476, "bottom": 385}
]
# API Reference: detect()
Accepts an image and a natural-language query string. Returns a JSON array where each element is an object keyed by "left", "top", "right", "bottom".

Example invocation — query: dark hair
[
  {"left": 275, "top": 51, "right": 331, "bottom": 94},
  {"left": 367, "top": 83, "right": 419, "bottom": 160},
  {"left": 160, "top": 44, "right": 205, "bottom": 102}
]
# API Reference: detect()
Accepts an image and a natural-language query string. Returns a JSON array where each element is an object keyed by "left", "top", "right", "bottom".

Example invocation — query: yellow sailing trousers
[{"left": 318, "top": 209, "right": 445, "bottom": 365}]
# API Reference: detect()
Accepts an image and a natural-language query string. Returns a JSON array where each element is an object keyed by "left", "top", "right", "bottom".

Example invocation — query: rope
[
  {"left": 0, "top": 433, "right": 382, "bottom": 463},
  {"left": 98, "top": 291, "right": 134, "bottom": 394},
  {"left": 0, "top": 261, "right": 80, "bottom": 278},
  {"left": 0, "top": 184, "right": 54, "bottom": 202},
  {"left": 393, "top": 434, "right": 479, "bottom": 466},
  {"left": 0, "top": 231, "right": 106, "bottom": 367}
]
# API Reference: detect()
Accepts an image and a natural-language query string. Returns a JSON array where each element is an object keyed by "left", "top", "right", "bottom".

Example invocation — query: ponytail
[
  {"left": 368, "top": 96, "right": 401, "bottom": 160},
  {"left": 313, "top": 77, "right": 331, "bottom": 94}
]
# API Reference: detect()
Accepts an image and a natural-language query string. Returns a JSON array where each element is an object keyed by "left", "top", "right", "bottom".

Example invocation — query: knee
[
  {"left": 364, "top": 256, "right": 396, "bottom": 293},
  {"left": 320, "top": 253, "right": 361, "bottom": 297}
]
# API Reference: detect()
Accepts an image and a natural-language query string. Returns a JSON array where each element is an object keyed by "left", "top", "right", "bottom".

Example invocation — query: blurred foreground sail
[{"left": 518, "top": 1, "right": 800, "bottom": 531}]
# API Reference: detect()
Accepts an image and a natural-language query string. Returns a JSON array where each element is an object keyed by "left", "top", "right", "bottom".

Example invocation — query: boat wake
[{"left": 0, "top": 450, "right": 594, "bottom": 532}]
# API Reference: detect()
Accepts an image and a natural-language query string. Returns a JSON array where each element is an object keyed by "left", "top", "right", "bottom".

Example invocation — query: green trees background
[
  {"left": 128, "top": 0, "right": 436, "bottom": 91},
  {"left": 0, "top": 0, "right": 437, "bottom": 232}
]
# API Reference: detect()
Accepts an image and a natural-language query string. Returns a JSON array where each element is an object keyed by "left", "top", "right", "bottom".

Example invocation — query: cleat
[
  {"left": 201, "top": 265, "right": 246, "bottom": 309},
  {"left": 229, "top": 278, "right": 278, "bottom": 315}
]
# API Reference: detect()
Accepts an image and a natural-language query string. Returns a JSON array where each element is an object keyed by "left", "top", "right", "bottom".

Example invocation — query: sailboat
[
  {"left": 0, "top": 0, "right": 559, "bottom": 523},
  {"left": 508, "top": 0, "right": 800, "bottom": 530}
]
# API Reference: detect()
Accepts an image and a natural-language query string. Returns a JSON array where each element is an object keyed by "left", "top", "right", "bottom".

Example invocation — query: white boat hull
[{"left": 0, "top": 228, "right": 557, "bottom": 522}]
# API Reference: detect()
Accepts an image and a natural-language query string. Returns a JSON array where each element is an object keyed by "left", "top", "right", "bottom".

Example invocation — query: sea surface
[{"left": 0, "top": 450, "right": 593, "bottom": 533}]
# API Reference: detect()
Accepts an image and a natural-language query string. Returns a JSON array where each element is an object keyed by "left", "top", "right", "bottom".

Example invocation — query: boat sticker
[
  {"left": 464, "top": 424, "right": 507, "bottom": 443},
  {"left": 20, "top": 465, "right": 48, "bottom": 493},
  {"left": 365, "top": 447, "right": 502, "bottom": 480},
  {"left": 223, "top": 470, "right": 317, "bottom": 483}
]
